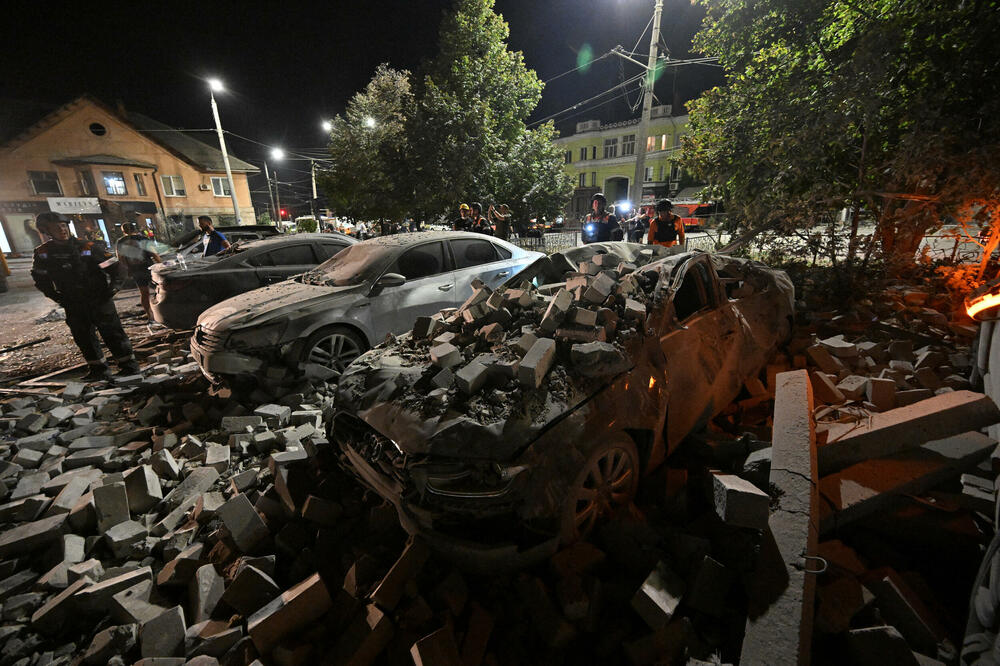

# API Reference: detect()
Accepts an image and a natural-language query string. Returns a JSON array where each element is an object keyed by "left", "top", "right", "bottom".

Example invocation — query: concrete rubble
[{"left": 0, "top": 262, "right": 994, "bottom": 665}]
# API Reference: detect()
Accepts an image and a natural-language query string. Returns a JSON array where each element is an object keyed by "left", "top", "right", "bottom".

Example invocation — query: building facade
[
  {"left": 554, "top": 105, "right": 688, "bottom": 220},
  {"left": 0, "top": 96, "right": 258, "bottom": 255}
]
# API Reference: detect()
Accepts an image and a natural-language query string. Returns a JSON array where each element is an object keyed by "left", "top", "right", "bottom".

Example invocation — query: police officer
[
  {"left": 582, "top": 192, "right": 619, "bottom": 244},
  {"left": 31, "top": 212, "right": 139, "bottom": 380},
  {"left": 647, "top": 199, "right": 686, "bottom": 247}
]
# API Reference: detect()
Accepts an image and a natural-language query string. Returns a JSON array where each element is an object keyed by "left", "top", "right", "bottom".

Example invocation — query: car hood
[{"left": 198, "top": 279, "right": 367, "bottom": 331}]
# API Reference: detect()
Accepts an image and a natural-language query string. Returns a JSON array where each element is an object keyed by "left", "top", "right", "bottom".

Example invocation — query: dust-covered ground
[{"left": 0, "top": 257, "right": 151, "bottom": 382}]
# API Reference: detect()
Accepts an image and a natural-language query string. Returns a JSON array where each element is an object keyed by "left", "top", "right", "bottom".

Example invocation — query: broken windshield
[{"left": 300, "top": 243, "right": 393, "bottom": 286}]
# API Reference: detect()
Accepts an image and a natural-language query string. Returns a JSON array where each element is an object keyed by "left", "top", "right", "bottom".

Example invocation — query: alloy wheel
[
  {"left": 306, "top": 333, "right": 362, "bottom": 375},
  {"left": 569, "top": 444, "right": 638, "bottom": 539}
]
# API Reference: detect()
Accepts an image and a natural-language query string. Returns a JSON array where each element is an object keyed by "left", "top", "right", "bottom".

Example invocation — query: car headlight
[
  {"left": 226, "top": 322, "right": 288, "bottom": 350},
  {"left": 411, "top": 461, "right": 530, "bottom": 500}
]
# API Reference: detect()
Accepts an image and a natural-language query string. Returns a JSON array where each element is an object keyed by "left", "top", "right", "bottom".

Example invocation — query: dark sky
[{"left": 5, "top": 0, "right": 721, "bottom": 213}]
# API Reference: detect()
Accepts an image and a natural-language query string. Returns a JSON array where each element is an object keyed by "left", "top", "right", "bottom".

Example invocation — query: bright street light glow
[
  {"left": 270, "top": 148, "right": 285, "bottom": 160},
  {"left": 321, "top": 120, "right": 333, "bottom": 132},
  {"left": 208, "top": 78, "right": 224, "bottom": 92},
  {"left": 617, "top": 201, "right": 632, "bottom": 214},
  {"left": 363, "top": 116, "right": 376, "bottom": 128}
]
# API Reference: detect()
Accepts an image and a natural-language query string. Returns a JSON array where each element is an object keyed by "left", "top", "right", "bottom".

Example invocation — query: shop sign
[
  {"left": 0, "top": 200, "right": 48, "bottom": 214},
  {"left": 47, "top": 197, "right": 102, "bottom": 214}
]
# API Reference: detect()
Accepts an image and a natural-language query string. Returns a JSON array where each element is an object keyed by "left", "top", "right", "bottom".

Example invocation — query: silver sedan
[{"left": 191, "top": 232, "right": 544, "bottom": 384}]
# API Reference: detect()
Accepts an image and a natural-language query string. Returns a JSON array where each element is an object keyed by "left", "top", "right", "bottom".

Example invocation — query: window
[
  {"left": 591, "top": 146, "right": 597, "bottom": 160},
  {"left": 250, "top": 244, "right": 316, "bottom": 267},
  {"left": 591, "top": 172, "right": 597, "bottom": 187},
  {"left": 659, "top": 166, "right": 665, "bottom": 181},
  {"left": 102, "top": 171, "right": 127, "bottom": 196},
  {"left": 78, "top": 170, "right": 96, "bottom": 196},
  {"left": 672, "top": 263, "right": 714, "bottom": 321},
  {"left": 644, "top": 167, "right": 654, "bottom": 183},
  {"left": 622, "top": 134, "right": 636, "bottom": 156},
  {"left": 89, "top": 123, "right": 107, "bottom": 136},
  {"left": 161, "top": 175, "right": 186, "bottom": 196},
  {"left": 647, "top": 136, "right": 656, "bottom": 152},
  {"left": 494, "top": 244, "right": 512, "bottom": 260},
  {"left": 211, "top": 177, "right": 232, "bottom": 197},
  {"left": 28, "top": 171, "right": 62, "bottom": 195},
  {"left": 603, "top": 138, "right": 618, "bottom": 159},
  {"left": 133, "top": 174, "right": 147, "bottom": 196},
  {"left": 661, "top": 134, "right": 669, "bottom": 151},
  {"left": 579, "top": 147, "right": 587, "bottom": 161},
  {"left": 451, "top": 239, "right": 498, "bottom": 269},
  {"left": 564, "top": 151, "right": 572, "bottom": 164},
  {"left": 671, "top": 164, "right": 681, "bottom": 181},
  {"left": 579, "top": 173, "right": 586, "bottom": 187},
  {"left": 314, "top": 241, "right": 348, "bottom": 262},
  {"left": 387, "top": 242, "right": 445, "bottom": 280}
]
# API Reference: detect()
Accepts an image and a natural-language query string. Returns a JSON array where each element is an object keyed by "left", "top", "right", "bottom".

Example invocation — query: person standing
[
  {"left": 625, "top": 205, "right": 653, "bottom": 243},
  {"left": 199, "top": 216, "right": 230, "bottom": 257},
  {"left": 356, "top": 221, "right": 368, "bottom": 241},
  {"left": 582, "top": 193, "right": 619, "bottom": 244},
  {"left": 31, "top": 212, "right": 139, "bottom": 380},
  {"left": 647, "top": 199, "right": 686, "bottom": 248},
  {"left": 452, "top": 204, "right": 472, "bottom": 231},
  {"left": 489, "top": 203, "right": 512, "bottom": 240},
  {"left": 469, "top": 203, "right": 493, "bottom": 235},
  {"left": 116, "top": 216, "right": 162, "bottom": 321}
]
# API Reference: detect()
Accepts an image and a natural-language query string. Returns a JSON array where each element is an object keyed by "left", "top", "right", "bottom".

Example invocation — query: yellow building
[
  {"left": 0, "top": 96, "right": 258, "bottom": 255},
  {"left": 554, "top": 105, "right": 688, "bottom": 220}
]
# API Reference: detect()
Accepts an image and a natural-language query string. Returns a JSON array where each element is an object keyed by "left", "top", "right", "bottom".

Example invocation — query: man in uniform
[
  {"left": 469, "top": 202, "right": 493, "bottom": 235},
  {"left": 452, "top": 204, "right": 472, "bottom": 231},
  {"left": 582, "top": 192, "right": 619, "bottom": 244},
  {"left": 31, "top": 212, "right": 139, "bottom": 380},
  {"left": 647, "top": 199, "right": 686, "bottom": 248}
]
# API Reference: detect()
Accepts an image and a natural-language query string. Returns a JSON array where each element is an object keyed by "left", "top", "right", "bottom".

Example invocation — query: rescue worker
[
  {"left": 452, "top": 204, "right": 472, "bottom": 231},
  {"left": 30, "top": 212, "right": 139, "bottom": 380},
  {"left": 469, "top": 203, "right": 493, "bottom": 235},
  {"left": 116, "top": 216, "right": 161, "bottom": 321},
  {"left": 647, "top": 199, "right": 686, "bottom": 248},
  {"left": 582, "top": 192, "right": 619, "bottom": 244},
  {"left": 625, "top": 205, "right": 653, "bottom": 243}
]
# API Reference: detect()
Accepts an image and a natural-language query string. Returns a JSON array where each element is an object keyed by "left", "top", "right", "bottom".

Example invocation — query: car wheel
[
  {"left": 301, "top": 326, "right": 367, "bottom": 377},
  {"left": 560, "top": 436, "right": 640, "bottom": 544}
]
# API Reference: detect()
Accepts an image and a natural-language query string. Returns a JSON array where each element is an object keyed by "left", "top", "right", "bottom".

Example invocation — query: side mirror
[{"left": 370, "top": 272, "right": 406, "bottom": 296}]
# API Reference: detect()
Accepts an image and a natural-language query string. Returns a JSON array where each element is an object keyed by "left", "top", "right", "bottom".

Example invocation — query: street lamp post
[
  {"left": 263, "top": 162, "right": 277, "bottom": 222},
  {"left": 630, "top": 0, "right": 664, "bottom": 207},
  {"left": 270, "top": 148, "right": 284, "bottom": 224},
  {"left": 207, "top": 78, "right": 243, "bottom": 225}
]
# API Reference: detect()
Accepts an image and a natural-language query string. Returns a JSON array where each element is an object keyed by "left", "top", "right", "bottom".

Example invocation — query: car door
[
  {"left": 659, "top": 257, "right": 741, "bottom": 448},
  {"left": 369, "top": 240, "right": 456, "bottom": 336},
  {"left": 448, "top": 238, "right": 517, "bottom": 304},
  {"left": 248, "top": 243, "right": 318, "bottom": 286}
]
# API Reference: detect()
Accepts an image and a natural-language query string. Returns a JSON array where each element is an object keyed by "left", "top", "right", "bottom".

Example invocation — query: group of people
[
  {"left": 29, "top": 212, "right": 234, "bottom": 381},
  {"left": 582, "top": 192, "right": 686, "bottom": 247},
  {"left": 452, "top": 202, "right": 513, "bottom": 240}
]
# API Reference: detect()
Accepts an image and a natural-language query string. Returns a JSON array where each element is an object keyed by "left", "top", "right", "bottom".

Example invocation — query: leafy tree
[
  {"left": 683, "top": 0, "right": 1000, "bottom": 276},
  {"left": 317, "top": 64, "right": 414, "bottom": 224},
  {"left": 257, "top": 212, "right": 274, "bottom": 226},
  {"left": 296, "top": 217, "right": 318, "bottom": 233}
]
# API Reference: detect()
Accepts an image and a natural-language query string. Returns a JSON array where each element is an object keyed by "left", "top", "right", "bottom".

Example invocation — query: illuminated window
[
  {"left": 133, "top": 174, "right": 147, "bottom": 196},
  {"left": 211, "top": 177, "right": 232, "bottom": 197},
  {"left": 622, "top": 134, "right": 636, "bottom": 156},
  {"left": 661, "top": 134, "right": 668, "bottom": 151},
  {"left": 28, "top": 171, "right": 62, "bottom": 195},
  {"left": 161, "top": 175, "right": 186, "bottom": 196},
  {"left": 102, "top": 171, "right": 127, "bottom": 196}
]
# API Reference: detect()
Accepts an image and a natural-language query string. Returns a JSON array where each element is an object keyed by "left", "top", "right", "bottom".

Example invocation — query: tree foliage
[
  {"left": 318, "top": 0, "right": 572, "bottom": 225},
  {"left": 682, "top": 0, "right": 1000, "bottom": 273}
]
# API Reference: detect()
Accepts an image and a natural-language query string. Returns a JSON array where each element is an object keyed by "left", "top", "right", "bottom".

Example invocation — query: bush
[{"left": 296, "top": 218, "right": 318, "bottom": 233}]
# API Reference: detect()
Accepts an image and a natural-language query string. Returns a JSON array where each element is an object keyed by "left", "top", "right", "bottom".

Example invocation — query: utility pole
[
  {"left": 263, "top": 162, "right": 277, "bottom": 222},
  {"left": 274, "top": 170, "right": 282, "bottom": 222},
  {"left": 208, "top": 86, "right": 243, "bottom": 225},
  {"left": 630, "top": 0, "right": 664, "bottom": 207},
  {"left": 310, "top": 159, "right": 318, "bottom": 220}
]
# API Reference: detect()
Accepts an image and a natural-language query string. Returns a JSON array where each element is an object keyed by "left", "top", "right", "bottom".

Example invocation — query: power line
[
  {"left": 542, "top": 50, "right": 614, "bottom": 85},
  {"left": 529, "top": 72, "right": 645, "bottom": 128}
]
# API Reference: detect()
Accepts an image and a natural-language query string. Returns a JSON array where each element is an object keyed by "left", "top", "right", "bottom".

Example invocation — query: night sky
[{"left": 5, "top": 0, "right": 721, "bottom": 213}]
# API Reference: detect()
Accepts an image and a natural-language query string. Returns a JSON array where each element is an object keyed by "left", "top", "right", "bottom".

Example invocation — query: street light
[
  {"left": 264, "top": 148, "right": 284, "bottom": 225},
  {"left": 207, "top": 77, "right": 243, "bottom": 224},
  {"left": 363, "top": 116, "right": 376, "bottom": 128},
  {"left": 270, "top": 148, "right": 285, "bottom": 161},
  {"left": 321, "top": 120, "right": 333, "bottom": 133}
]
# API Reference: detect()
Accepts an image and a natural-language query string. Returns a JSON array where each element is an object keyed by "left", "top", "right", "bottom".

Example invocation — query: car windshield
[{"left": 299, "top": 243, "right": 392, "bottom": 286}]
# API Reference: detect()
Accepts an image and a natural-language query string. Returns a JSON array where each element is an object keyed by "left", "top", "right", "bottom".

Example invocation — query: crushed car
[
  {"left": 331, "top": 242, "right": 794, "bottom": 569},
  {"left": 151, "top": 232, "right": 355, "bottom": 329},
  {"left": 191, "top": 232, "right": 544, "bottom": 385}
]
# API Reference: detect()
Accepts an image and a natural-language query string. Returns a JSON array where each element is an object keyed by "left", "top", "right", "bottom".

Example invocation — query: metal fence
[{"left": 508, "top": 230, "right": 728, "bottom": 255}]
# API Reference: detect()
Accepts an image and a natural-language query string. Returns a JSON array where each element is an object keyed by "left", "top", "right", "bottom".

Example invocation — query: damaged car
[
  {"left": 191, "top": 232, "right": 544, "bottom": 384},
  {"left": 331, "top": 242, "right": 794, "bottom": 568}
]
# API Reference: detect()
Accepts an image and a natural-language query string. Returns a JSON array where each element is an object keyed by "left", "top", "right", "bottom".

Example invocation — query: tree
[
  {"left": 408, "top": 0, "right": 570, "bottom": 219},
  {"left": 683, "top": 0, "right": 1000, "bottom": 276},
  {"left": 317, "top": 65, "right": 414, "bottom": 223}
]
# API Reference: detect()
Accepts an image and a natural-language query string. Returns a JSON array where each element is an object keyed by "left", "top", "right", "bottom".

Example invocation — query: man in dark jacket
[
  {"left": 582, "top": 193, "right": 619, "bottom": 244},
  {"left": 31, "top": 212, "right": 139, "bottom": 380},
  {"left": 116, "top": 216, "right": 161, "bottom": 320}
]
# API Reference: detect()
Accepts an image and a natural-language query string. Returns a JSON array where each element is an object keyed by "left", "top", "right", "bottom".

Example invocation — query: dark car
[
  {"left": 331, "top": 243, "right": 794, "bottom": 569},
  {"left": 150, "top": 232, "right": 355, "bottom": 329}
]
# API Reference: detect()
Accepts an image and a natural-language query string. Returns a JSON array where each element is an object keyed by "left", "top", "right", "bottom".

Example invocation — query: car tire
[
  {"left": 559, "top": 435, "right": 640, "bottom": 545},
  {"left": 300, "top": 326, "right": 368, "bottom": 377}
]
